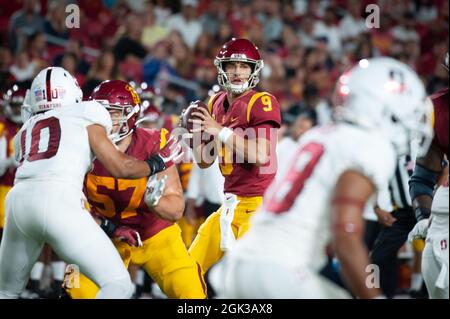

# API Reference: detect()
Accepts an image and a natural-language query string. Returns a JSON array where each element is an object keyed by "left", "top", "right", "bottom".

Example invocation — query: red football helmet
[
  {"left": 214, "top": 38, "right": 264, "bottom": 94},
  {"left": 90, "top": 80, "right": 141, "bottom": 142},
  {"left": 3, "top": 85, "right": 27, "bottom": 124}
]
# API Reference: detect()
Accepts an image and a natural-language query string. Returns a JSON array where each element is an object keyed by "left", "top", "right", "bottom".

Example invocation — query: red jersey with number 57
[
  {"left": 229, "top": 123, "right": 396, "bottom": 270},
  {"left": 208, "top": 90, "right": 281, "bottom": 197},
  {"left": 84, "top": 128, "right": 174, "bottom": 241}
]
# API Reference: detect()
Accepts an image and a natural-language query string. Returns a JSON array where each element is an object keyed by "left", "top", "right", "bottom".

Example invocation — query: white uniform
[
  {"left": 0, "top": 101, "right": 133, "bottom": 299},
  {"left": 422, "top": 183, "right": 449, "bottom": 298},
  {"left": 210, "top": 124, "right": 396, "bottom": 298}
]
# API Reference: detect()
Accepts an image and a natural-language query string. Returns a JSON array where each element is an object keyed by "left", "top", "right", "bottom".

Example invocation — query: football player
[
  {"left": 209, "top": 57, "right": 434, "bottom": 298},
  {"left": 0, "top": 67, "right": 179, "bottom": 299},
  {"left": 186, "top": 38, "right": 281, "bottom": 276},
  {"left": 408, "top": 53, "right": 449, "bottom": 299},
  {"left": 65, "top": 80, "right": 206, "bottom": 299}
]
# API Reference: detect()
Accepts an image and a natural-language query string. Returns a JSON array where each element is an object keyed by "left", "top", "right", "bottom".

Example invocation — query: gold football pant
[
  {"left": 0, "top": 185, "right": 12, "bottom": 228},
  {"left": 188, "top": 195, "right": 263, "bottom": 276}
]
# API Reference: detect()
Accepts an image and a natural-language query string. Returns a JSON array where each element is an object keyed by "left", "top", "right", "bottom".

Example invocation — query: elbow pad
[{"left": 409, "top": 164, "right": 438, "bottom": 202}]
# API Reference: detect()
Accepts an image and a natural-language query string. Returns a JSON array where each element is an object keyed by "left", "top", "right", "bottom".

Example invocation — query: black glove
[
  {"left": 146, "top": 135, "right": 184, "bottom": 176},
  {"left": 145, "top": 155, "right": 166, "bottom": 176}
]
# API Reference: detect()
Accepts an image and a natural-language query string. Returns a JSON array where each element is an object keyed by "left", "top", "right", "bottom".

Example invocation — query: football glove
[
  {"left": 145, "top": 136, "right": 184, "bottom": 175},
  {"left": 113, "top": 226, "right": 143, "bottom": 247},
  {"left": 408, "top": 218, "right": 430, "bottom": 241},
  {"left": 144, "top": 174, "right": 168, "bottom": 207}
]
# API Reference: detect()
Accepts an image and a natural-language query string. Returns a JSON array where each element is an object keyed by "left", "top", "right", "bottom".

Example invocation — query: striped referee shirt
[{"left": 389, "top": 154, "right": 414, "bottom": 210}]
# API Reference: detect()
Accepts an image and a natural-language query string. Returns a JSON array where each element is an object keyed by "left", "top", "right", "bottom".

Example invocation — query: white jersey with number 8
[{"left": 232, "top": 123, "right": 396, "bottom": 270}]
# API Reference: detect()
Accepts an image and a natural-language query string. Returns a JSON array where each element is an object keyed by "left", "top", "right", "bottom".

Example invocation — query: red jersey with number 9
[
  {"left": 84, "top": 128, "right": 174, "bottom": 241},
  {"left": 207, "top": 90, "right": 281, "bottom": 196}
]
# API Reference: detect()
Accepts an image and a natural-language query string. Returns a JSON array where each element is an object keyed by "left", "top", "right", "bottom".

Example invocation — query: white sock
[
  {"left": 30, "top": 262, "right": 44, "bottom": 281},
  {"left": 410, "top": 273, "right": 423, "bottom": 291},
  {"left": 135, "top": 270, "right": 145, "bottom": 286},
  {"left": 51, "top": 261, "right": 66, "bottom": 281}
]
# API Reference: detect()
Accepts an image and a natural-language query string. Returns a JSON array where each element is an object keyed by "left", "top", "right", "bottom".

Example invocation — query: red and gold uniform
[
  {"left": 188, "top": 89, "right": 281, "bottom": 275},
  {"left": 0, "top": 117, "right": 20, "bottom": 228},
  {"left": 67, "top": 128, "right": 206, "bottom": 299},
  {"left": 430, "top": 87, "right": 449, "bottom": 157}
]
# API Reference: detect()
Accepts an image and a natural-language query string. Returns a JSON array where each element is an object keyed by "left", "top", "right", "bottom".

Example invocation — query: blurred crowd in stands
[{"left": 0, "top": 0, "right": 448, "bottom": 127}]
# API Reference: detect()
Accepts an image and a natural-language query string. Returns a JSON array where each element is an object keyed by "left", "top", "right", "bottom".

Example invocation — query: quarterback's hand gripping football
[
  {"left": 113, "top": 226, "right": 143, "bottom": 247},
  {"left": 190, "top": 107, "right": 223, "bottom": 137},
  {"left": 408, "top": 218, "right": 430, "bottom": 241},
  {"left": 144, "top": 174, "right": 168, "bottom": 207}
]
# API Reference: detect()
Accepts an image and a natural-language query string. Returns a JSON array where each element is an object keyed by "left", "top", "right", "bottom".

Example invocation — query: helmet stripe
[{"left": 46, "top": 67, "right": 53, "bottom": 102}]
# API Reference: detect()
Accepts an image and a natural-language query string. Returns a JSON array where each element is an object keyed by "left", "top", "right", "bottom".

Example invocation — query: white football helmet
[
  {"left": 333, "top": 57, "right": 434, "bottom": 157},
  {"left": 29, "top": 66, "right": 82, "bottom": 114}
]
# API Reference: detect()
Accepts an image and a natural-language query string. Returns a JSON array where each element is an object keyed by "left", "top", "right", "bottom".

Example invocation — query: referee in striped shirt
[{"left": 371, "top": 154, "right": 418, "bottom": 298}]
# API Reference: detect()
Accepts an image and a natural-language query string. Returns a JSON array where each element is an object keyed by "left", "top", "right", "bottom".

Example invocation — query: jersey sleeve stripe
[
  {"left": 159, "top": 128, "right": 169, "bottom": 150},
  {"left": 207, "top": 93, "right": 220, "bottom": 114},
  {"left": 246, "top": 92, "right": 269, "bottom": 123},
  {"left": 46, "top": 67, "right": 53, "bottom": 102}
]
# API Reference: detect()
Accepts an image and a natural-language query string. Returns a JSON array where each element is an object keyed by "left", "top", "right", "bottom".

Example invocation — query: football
[
  {"left": 180, "top": 100, "right": 208, "bottom": 132},
  {"left": 179, "top": 100, "right": 213, "bottom": 148}
]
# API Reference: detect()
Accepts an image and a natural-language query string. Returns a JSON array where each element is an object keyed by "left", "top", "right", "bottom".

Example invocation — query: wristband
[{"left": 145, "top": 155, "right": 165, "bottom": 176}]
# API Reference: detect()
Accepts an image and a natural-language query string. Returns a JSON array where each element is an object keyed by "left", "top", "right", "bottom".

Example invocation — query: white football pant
[
  {"left": 0, "top": 181, "right": 133, "bottom": 299},
  {"left": 422, "top": 186, "right": 449, "bottom": 299},
  {"left": 210, "top": 255, "right": 351, "bottom": 299}
]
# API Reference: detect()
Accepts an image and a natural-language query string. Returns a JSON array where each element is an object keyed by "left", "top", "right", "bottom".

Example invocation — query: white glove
[
  {"left": 144, "top": 174, "right": 168, "bottom": 207},
  {"left": 408, "top": 218, "right": 430, "bottom": 242}
]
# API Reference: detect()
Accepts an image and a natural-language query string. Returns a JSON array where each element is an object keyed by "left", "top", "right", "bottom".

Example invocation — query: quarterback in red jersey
[
  {"left": 187, "top": 38, "right": 281, "bottom": 275},
  {"left": 409, "top": 53, "right": 449, "bottom": 298},
  {"left": 0, "top": 85, "right": 24, "bottom": 235},
  {"left": 66, "top": 80, "right": 206, "bottom": 299}
]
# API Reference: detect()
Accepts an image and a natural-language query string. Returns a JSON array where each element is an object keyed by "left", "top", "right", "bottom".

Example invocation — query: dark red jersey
[
  {"left": 430, "top": 87, "right": 449, "bottom": 157},
  {"left": 208, "top": 90, "right": 281, "bottom": 196},
  {"left": 84, "top": 128, "right": 174, "bottom": 241}
]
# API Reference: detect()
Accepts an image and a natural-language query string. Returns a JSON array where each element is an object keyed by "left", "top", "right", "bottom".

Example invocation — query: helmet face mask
[
  {"left": 214, "top": 38, "right": 264, "bottom": 94},
  {"left": 90, "top": 80, "right": 141, "bottom": 143}
]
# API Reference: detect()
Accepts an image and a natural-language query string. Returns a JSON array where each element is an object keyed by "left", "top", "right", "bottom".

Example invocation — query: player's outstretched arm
[
  {"left": 331, "top": 170, "right": 382, "bottom": 299},
  {"left": 87, "top": 124, "right": 152, "bottom": 179}
]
